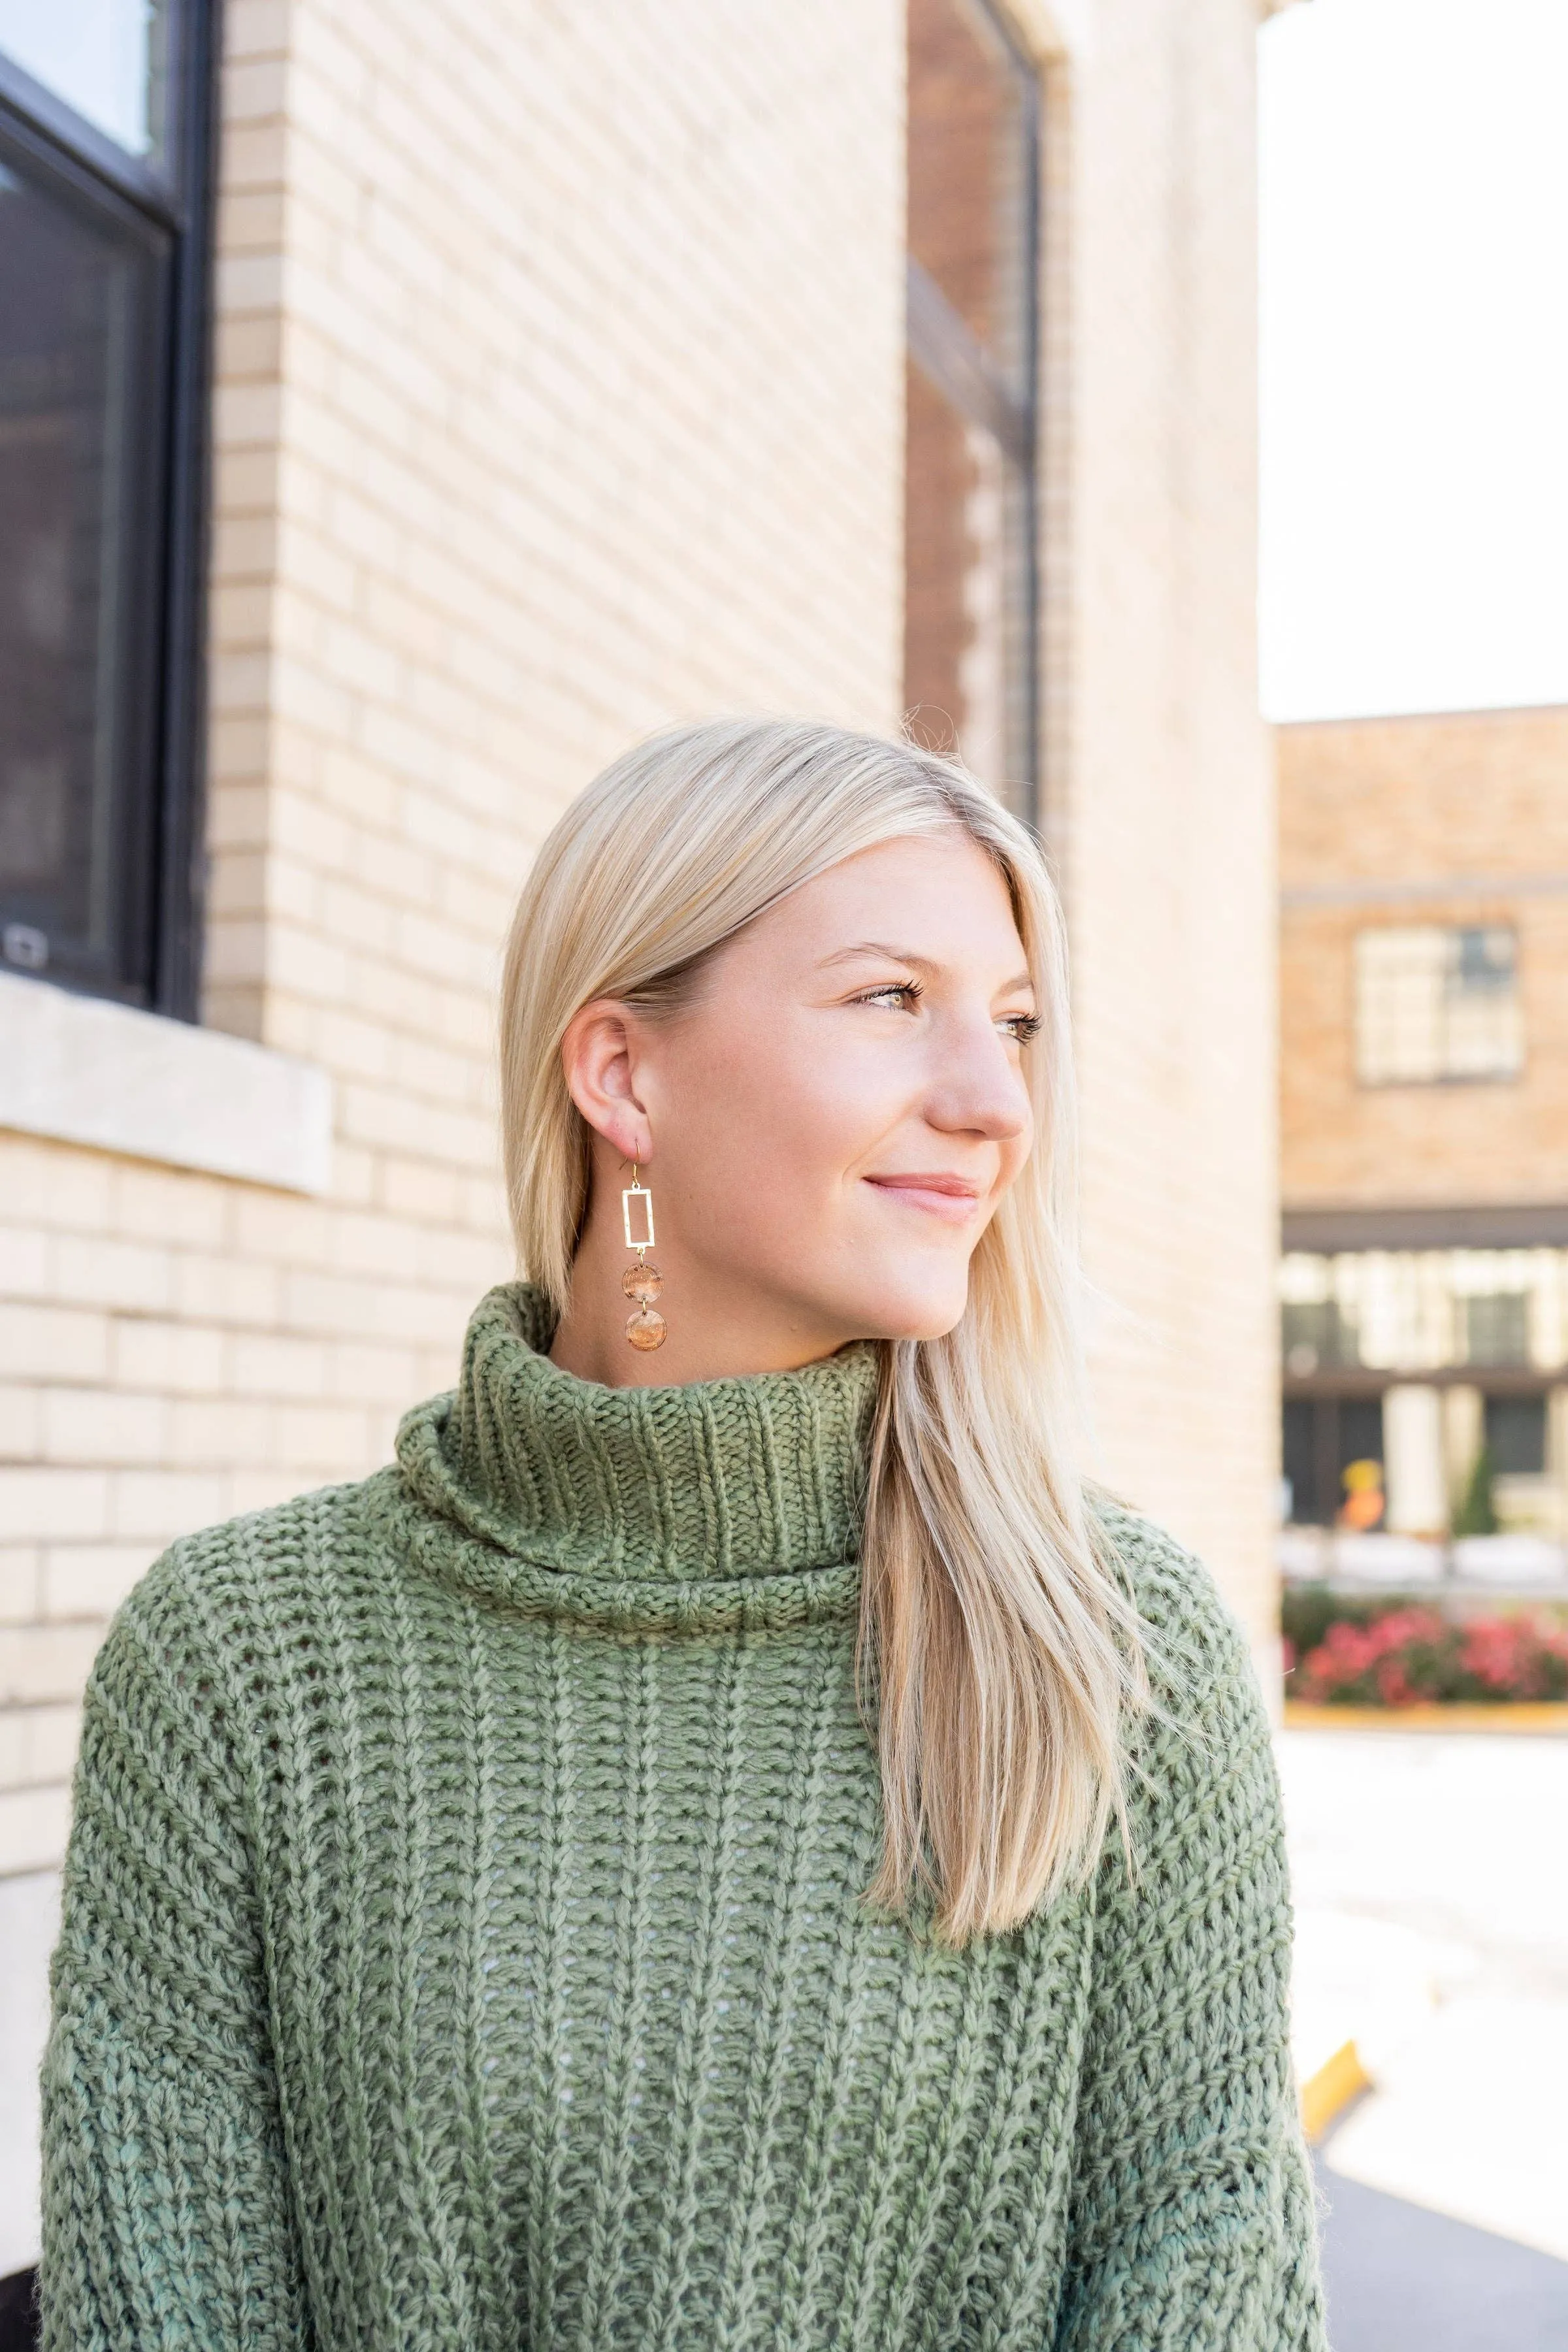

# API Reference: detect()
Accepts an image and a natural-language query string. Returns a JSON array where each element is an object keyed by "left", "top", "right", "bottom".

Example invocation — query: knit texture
[{"left": 41, "top": 1281, "right": 1326, "bottom": 2351}]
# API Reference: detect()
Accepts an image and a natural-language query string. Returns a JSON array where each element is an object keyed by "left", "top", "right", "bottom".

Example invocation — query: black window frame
[{"left": 0, "top": 3, "right": 220, "bottom": 1019}]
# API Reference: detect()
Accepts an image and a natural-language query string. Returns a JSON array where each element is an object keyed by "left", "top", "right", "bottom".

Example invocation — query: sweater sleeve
[
  {"left": 39, "top": 1551, "right": 313, "bottom": 2351},
  {"left": 1054, "top": 1520, "right": 1328, "bottom": 2352}
]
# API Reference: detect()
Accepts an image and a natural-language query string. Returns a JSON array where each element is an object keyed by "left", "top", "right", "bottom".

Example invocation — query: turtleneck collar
[{"left": 389, "top": 1282, "right": 879, "bottom": 1631}]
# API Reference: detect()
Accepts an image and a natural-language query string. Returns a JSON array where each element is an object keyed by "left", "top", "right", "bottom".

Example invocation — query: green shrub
[{"left": 1452, "top": 1445, "right": 1498, "bottom": 1537}]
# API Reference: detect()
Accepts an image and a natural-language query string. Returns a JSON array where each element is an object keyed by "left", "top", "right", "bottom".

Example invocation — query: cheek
[{"left": 657, "top": 1014, "right": 894, "bottom": 1210}]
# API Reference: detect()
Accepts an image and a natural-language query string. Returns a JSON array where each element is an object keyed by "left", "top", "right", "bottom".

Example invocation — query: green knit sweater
[{"left": 41, "top": 1282, "right": 1326, "bottom": 2351}]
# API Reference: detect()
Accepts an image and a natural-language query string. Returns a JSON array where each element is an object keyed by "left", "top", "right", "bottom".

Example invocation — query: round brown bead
[
  {"left": 621, "top": 1262, "right": 664, "bottom": 1303},
  {"left": 625, "top": 1306, "right": 667, "bottom": 1351}
]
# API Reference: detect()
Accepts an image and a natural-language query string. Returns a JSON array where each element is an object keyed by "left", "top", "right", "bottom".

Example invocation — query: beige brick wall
[
  {"left": 1050, "top": 0, "right": 1280, "bottom": 1656},
  {"left": 0, "top": 1138, "right": 442, "bottom": 1874},
  {"left": 206, "top": 0, "right": 906, "bottom": 1056},
  {"left": 1, "top": 0, "right": 1282, "bottom": 1893},
  {"left": 0, "top": 0, "right": 906, "bottom": 1880},
  {"left": 1280, "top": 707, "right": 1568, "bottom": 1211}
]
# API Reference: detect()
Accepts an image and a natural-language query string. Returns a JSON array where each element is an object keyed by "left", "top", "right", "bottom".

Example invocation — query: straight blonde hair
[{"left": 500, "top": 717, "right": 1143, "bottom": 1945}]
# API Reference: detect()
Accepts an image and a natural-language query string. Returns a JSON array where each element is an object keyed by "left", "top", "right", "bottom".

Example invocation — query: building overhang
[{"left": 1284, "top": 1205, "right": 1568, "bottom": 1254}]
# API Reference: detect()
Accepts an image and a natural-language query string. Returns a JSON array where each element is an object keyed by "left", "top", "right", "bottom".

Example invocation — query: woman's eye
[
  {"left": 1000, "top": 1012, "right": 1042, "bottom": 1043},
  {"left": 859, "top": 982, "right": 920, "bottom": 1011}
]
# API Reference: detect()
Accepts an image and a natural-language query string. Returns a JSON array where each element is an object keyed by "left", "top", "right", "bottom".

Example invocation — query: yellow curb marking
[
  {"left": 1283, "top": 1701, "right": 1568, "bottom": 1735},
  {"left": 1300, "top": 2039, "right": 1372, "bottom": 2145}
]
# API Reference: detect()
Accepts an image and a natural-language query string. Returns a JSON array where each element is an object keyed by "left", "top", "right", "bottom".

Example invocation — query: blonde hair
[{"left": 500, "top": 717, "right": 1143, "bottom": 1945}]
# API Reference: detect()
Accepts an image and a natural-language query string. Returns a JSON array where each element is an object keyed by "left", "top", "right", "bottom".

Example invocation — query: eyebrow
[{"left": 819, "top": 940, "right": 1034, "bottom": 993}]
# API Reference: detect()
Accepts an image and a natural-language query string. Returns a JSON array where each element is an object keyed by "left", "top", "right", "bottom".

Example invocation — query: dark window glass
[
  {"left": 904, "top": 0, "right": 1039, "bottom": 823},
  {"left": 1485, "top": 1394, "right": 1546, "bottom": 1477},
  {"left": 1456, "top": 924, "right": 1515, "bottom": 995},
  {"left": 1283, "top": 1397, "right": 1319, "bottom": 1524},
  {"left": 1282, "top": 1296, "right": 1358, "bottom": 1374},
  {"left": 1281, "top": 1395, "right": 1385, "bottom": 1526},
  {"left": 0, "top": 3, "right": 212, "bottom": 1012},
  {"left": 1337, "top": 1397, "right": 1384, "bottom": 1486},
  {"left": 1464, "top": 1292, "right": 1531, "bottom": 1367},
  {"left": 1335, "top": 1382, "right": 1382, "bottom": 1495},
  {"left": 0, "top": 151, "right": 167, "bottom": 999}
]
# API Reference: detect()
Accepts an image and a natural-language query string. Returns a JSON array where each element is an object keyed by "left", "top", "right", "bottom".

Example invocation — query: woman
[{"left": 41, "top": 718, "right": 1325, "bottom": 2350}]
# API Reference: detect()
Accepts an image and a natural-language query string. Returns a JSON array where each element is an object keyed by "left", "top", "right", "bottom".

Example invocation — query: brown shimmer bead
[
  {"left": 625, "top": 1306, "right": 667, "bottom": 1350},
  {"left": 621, "top": 1263, "right": 664, "bottom": 1303}
]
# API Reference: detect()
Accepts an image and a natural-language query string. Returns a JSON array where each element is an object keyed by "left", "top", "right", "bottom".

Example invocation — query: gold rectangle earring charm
[
  {"left": 622, "top": 1181, "right": 655, "bottom": 1251},
  {"left": 621, "top": 1164, "right": 666, "bottom": 1348}
]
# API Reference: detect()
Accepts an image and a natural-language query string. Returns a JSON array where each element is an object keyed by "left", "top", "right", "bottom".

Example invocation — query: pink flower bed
[{"left": 1286, "top": 1607, "right": 1568, "bottom": 1707}]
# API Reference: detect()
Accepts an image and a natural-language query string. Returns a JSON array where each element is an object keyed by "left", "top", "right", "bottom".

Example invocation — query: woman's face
[{"left": 565, "top": 831, "right": 1038, "bottom": 1368}]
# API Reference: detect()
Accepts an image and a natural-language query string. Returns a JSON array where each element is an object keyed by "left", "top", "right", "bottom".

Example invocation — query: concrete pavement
[{"left": 1279, "top": 1726, "right": 1568, "bottom": 2345}]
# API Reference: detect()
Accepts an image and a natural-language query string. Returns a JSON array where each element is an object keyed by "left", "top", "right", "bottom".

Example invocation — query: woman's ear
[{"left": 559, "top": 999, "right": 654, "bottom": 1166}]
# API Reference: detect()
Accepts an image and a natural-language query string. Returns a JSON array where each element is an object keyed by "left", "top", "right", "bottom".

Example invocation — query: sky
[{"left": 1258, "top": 0, "right": 1568, "bottom": 722}]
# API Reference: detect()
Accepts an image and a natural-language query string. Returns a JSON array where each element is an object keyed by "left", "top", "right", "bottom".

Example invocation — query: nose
[{"left": 923, "top": 1011, "right": 1033, "bottom": 1145}]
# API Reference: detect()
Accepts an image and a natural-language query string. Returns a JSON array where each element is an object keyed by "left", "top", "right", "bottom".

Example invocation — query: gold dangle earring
[{"left": 620, "top": 1164, "right": 666, "bottom": 1351}]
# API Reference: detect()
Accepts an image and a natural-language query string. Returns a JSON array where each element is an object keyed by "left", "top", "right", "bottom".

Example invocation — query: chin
[{"left": 840, "top": 1278, "right": 971, "bottom": 1347}]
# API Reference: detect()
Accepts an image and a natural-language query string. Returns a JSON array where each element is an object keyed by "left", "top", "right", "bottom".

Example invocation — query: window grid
[
  {"left": 1280, "top": 1247, "right": 1568, "bottom": 1377},
  {"left": 1353, "top": 923, "right": 1523, "bottom": 1087}
]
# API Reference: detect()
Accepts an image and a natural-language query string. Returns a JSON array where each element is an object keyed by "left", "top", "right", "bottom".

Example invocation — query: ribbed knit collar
[{"left": 391, "top": 1281, "right": 879, "bottom": 1631}]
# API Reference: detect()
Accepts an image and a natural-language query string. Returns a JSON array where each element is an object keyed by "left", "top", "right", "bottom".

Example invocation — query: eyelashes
[
  {"left": 852, "top": 981, "right": 1041, "bottom": 1044},
  {"left": 855, "top": 980, "right": 925, "bottom": 1011}
]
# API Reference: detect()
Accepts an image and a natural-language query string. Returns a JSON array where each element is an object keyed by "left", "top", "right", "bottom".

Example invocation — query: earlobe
[{"left": 559, "top": 998, "right": 654, "bottom": 1166}]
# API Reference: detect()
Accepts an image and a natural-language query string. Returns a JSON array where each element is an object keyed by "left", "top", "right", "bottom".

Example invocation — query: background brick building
[
  {"left": 0, "top": 0, "right": 1288, "bottom": 2276},
  {"left": 1280, "top": 704, "right": 1568, "bottom": 1546}
]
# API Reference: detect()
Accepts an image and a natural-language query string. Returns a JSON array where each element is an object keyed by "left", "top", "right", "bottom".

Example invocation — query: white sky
[{"left": 1258, "top": 0, "right": 1568, "bottom": 721}]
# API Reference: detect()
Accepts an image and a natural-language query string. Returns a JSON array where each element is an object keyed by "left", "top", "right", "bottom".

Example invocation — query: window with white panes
[{"left": 1353, "top": 923, "right": 1522, "bottom": 1086}]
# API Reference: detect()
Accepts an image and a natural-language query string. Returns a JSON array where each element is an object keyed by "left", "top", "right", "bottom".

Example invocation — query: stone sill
[{"left": 0, "top": 972, "right": 333, "bottom": 1194}]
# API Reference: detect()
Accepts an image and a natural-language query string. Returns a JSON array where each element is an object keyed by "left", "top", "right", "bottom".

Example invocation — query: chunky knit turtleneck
[
  {"left": 41, "top": 1282, "right": 1326, "bottom": 2352},
  {"left": 395, "top": 1283, "right": 878, "bottom": 1629}
]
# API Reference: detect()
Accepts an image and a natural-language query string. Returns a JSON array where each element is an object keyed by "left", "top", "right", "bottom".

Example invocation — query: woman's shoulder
[
  {"left": 87, "top": 1464, "right": 405, "bottom": 1717},
  {"left": 1090, "top": 1490, "right": 1252, "bottom": 1656},
  {"left": 1087, "top": 1490, "right": 1275, "bottom": 1790},
  {"left": 1080, "top": 1499, "right": 1290, "bottom": 1962}
]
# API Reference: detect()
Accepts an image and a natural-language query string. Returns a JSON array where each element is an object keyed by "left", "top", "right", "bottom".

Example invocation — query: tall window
[
  {"left": 0, "top": 2, "right": 215, "bottom": 1013},
  {"left": 904, "top": 0, "right": 1040, "bottom": 826},
  {"left": 1354, "top": 923, "right": 1523, "bottom": 1086}
]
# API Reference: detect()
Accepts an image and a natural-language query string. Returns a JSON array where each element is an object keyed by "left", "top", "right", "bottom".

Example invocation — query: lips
[{"left": 863, "top": 1173, "right": 982, "bottom": 1223}]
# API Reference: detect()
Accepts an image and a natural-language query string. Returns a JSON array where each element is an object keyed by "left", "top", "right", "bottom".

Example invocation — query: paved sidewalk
[
  {"left": 1314, "top": 2161, "right": 1568, "bottom": 2352},
  {"left": 1279, "top": 1728, "right": 1568, "bottom": 2346}
]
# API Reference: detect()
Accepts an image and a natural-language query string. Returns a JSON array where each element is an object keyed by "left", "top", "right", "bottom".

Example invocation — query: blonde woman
[{"left": 41, "top": 719, "right": 1326, "bottom": 2351}]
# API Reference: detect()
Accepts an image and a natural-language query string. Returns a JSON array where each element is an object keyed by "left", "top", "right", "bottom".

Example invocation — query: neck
[{"left": 548, "top": 1198, "right": 849, "bottom": 1388}]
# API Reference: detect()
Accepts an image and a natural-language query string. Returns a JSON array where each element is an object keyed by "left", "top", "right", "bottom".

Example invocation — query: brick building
[
  {"left": 0, "top": 0, "right": 1288, "bottom": 2274},
  {"left": 1279, "top": 704, "right": 1568, "bottom": 1549}
]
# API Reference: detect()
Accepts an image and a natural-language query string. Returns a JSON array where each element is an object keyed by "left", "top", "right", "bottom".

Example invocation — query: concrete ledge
[{"left": 0, "top": 973, "right": 333, "bottom": 1194}]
